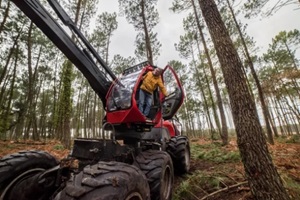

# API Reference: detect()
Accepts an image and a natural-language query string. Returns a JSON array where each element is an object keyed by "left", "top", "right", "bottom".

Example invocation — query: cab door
[{"left": 162, "top": 65, "right": 184, "bottom": 120}]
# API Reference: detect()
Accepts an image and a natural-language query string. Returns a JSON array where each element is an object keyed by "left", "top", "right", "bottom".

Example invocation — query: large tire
[
  {"left": 167, "top": 136, "right": 191, "bottom": 175},
  {"left": 133, "top": 150, "right": 174, "bottom": 200},
  {"left": 0, "top": 150, "right": 59, "bottom": 200},
  {"left": 54, "top": 161, "right": 150, "bottom": 200}
]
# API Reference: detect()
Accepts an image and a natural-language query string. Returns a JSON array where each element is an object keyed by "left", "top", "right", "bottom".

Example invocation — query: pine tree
[
  {"left": 119, "top": 0, "right": 161, "bottom": 64},
  {"left": 198, "top": 0, "right": 290, "bottom": 199}
]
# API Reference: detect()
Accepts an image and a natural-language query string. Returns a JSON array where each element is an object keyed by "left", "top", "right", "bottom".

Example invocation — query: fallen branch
[
  {"left": 194, "top": 185, "right": 209, "bottom": 195},
  {"left": 186, "top": 188, "right": 202, "bottom": 200},
  {"left": 218, "top": 170, "right": 240, "bottom": 184},
  {"left": 200, "top": 181, "right": 248, "bottom": 200}
]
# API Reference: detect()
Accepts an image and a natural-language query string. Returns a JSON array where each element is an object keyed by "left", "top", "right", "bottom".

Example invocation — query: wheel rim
[
  {"left": 125, "top": 192, "right": 143, "bottom": 200},
  {"left": 161, "top": 165, "right": 172, "bottom": 199},
  {"left": 0, "top": 168, "right": 44, "bottom": 199}
]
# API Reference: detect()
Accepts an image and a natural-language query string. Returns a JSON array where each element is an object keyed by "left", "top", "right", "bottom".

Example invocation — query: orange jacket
[{"left": 140, "top": 71, "right": 168, "bottom": 96}]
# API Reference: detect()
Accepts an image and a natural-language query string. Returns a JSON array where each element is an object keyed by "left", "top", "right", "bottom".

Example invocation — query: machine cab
[{"left": 105, "top": 62, "right": 184, "bottom": 129}]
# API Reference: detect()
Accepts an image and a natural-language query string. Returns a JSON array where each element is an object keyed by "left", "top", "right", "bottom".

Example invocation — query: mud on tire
[
  {"left": 167, "top": 136, "right": 191, "bottom": 174},
  {"left": 0, "top": 150, "right": 59, "bottom": 200},
  {"left": 133, "top": 150, "right": 174, "bottom": 200},
  {"left": 54, "top": 161, "right": 150, "bottom": 200}
]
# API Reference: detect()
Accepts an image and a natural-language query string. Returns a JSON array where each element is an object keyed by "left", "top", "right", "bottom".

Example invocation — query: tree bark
[
  {"left": 226, "top": 0, "right": 274, "bottom": 145},
  {"left": 198, "top": 0, "right": 290, "bottom": 199}
]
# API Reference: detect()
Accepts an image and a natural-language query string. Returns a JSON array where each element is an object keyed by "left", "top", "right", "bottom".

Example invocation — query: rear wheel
[
  {"left": 54, "top": 161, "right": 150, "bottom": 200},
  {"left": 0, "top": 150, "right": 59, "bottom": 200},
  {"left": 167, "top": 136, "right": 191, "bottom": 174},
  {"left": 134, "top": 150, "right": 174, "bottom": 200}
]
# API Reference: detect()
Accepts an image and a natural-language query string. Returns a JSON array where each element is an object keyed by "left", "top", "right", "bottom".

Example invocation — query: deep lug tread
[
  {"left": 134, "top": 150, "right": 174, "bottom": 200},
  {"left": 0, "top": 150, "right": 58, "bottom": 199},
  {"left": 54, "top": 161, "right": 150, "bottom": 200},
  {"left": 167, "top": 136, "right": 191, "bottom": 174}
]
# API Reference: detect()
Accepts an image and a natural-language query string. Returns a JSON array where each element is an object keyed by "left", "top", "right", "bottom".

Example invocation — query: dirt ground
[
  {"left": 173, "top": 138, "right": 300, "bottom": 200},
  {"left": 0, "top": 138, "right": 299, "bottom": 200}
]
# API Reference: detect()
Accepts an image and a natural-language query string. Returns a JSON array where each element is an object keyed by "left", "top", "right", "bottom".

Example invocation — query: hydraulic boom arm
[{"left": 11, "top": 0, "right": 117, "bottom": 105}]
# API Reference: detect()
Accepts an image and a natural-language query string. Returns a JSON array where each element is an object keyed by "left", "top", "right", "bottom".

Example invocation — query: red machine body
[{"left": 105, "top": 62, "right": 185, "bottom": 133}]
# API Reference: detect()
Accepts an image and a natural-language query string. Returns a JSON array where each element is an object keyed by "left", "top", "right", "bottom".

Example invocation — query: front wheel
[
  {"left": 167, "top": 136, "right": 191, "bottom": 175},
  {"left": 134, "top": 150, "right": 174, "bottom": 200},
  {"left": 0, "top": 150, "right": 59, "bottom": 200},
  {"left": 54, "top": 161, "right": 150, "bottom": 200}
]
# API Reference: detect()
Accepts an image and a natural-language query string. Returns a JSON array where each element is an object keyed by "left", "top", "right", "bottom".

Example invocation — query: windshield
[{"left": 107, "top": 70, "right": 142, "bottom": 111}]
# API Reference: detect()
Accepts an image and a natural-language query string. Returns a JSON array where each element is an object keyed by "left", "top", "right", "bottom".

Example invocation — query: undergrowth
[
  {"left": 174, "top": 143, "right": 244, "bottom": 200},
  {"left": 281, "top": 174, "right": 300, "bottom": 199},
  {"left": 276, "top": 135, "right": 300, "bottom": 144},
  {"left": 191, "top": 143, "right": 241, "bottom": 163},
  {"left": 175, "top": 139, "right": 300, "bottom": 199}
]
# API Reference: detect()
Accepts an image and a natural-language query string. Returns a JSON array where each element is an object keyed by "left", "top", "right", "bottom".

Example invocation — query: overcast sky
[{"left": 97, "top": 0, "right": 300, "bottom": 67}]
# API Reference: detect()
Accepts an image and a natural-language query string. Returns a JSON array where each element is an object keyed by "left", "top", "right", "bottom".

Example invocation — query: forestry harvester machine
[{"left": 0, "top": 0, "right": 191, "bottom": 199}]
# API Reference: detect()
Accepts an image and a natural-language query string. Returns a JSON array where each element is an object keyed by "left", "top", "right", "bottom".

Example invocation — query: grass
[
  {"left": 173, "top": 171, "right": 225, "bottom": 200},
  {"left": 285, "top": 135, "right": 300, "bottom": 144},
  {"left": 173, "top": 169, "right": 243, "bottom": 200},
  {"left": 191, "top": 143, "right": 241, "bottom": 163},
  {"left": 281, "top": 174, "right": 300, "bottom": 199},
  {"left": 276, "top": 135, "right": 300, "bottom": 144},
  {"left": 53, "top": 144, "right": 65, "bottom": 150},
  {"left": 173, "top": 142, "right": 244, "bottom": 200}
]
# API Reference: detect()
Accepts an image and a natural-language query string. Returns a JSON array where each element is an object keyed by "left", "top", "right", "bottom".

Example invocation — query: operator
[{"left": 138, "top": 67, "right": 168, "bottom": 120}]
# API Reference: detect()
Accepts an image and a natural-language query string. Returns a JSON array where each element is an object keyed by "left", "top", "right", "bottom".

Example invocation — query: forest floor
[
  {"left": 173, "top": 137, "right": 300, "bottom": 200},
  {"left": 0, "top": 136, "right": 299, "bottom": 200}
]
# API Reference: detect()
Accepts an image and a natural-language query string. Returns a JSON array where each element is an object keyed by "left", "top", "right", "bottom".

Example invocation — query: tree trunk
[
  {"left": 265, "top": 97, "right": 279, "bottom": 137},
  {"left": 3, "top": 45, "right": 18, "bottom": 139},
  {"left": 225, "top": 0, "right": 274, "bottom": 145},
  {"left": 182, "top": 99, "right": 191, "bottom": 135},
  {"left": 198, "top": 0, "right": 290, "bottom": 199},
  {"left": 195, "top": 38, "right": 221, "bottom": 137},
  {"left": 272, "top": 96, "right": 286, "bottom": 136},
  {"left": 0, "top": 29, "right": 22, "bottom": 104},
  {"left": 140, "top": 0, "right": 153, "bottom": 64},
  {"left": 74, "top": 79, "right": 84, "bottom": 138},
  {"left": 194, "top": 0, "right": 228, "bottom": 145},
  {"left": 23, "top": 21, "right": 34, "bottom": 140},
  {"left": 0, "top": 1, "right": 10, "bottom": 34},
  {"left": 11, "top": 45, "right": 26, "bottom": 140},
  {"left": 56, "top": 0, "right": 82, "bottom": 148},
  {"left": 186, "top": 95, "right": 194, "bottom": 135},
  {"left": 59, "top": 60, "right": 73, "bottom": 148},
  {"left": 31, "top": 46, "right": 43, "bottom": 141},
  {"left": 194, "top": 66, "right": 214, "bottom": 135}
]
